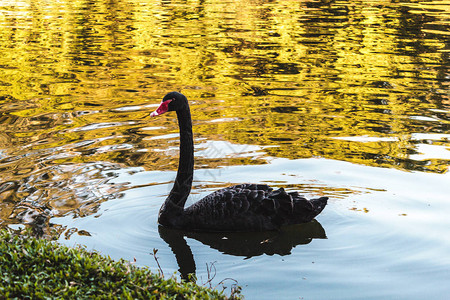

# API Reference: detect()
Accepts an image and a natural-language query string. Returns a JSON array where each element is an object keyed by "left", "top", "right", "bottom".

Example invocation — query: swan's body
[{"left": 152, "top": 92, "right": 327, "bottom": 232}]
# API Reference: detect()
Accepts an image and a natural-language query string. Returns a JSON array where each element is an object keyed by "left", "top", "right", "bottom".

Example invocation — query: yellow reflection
[{"left": 0, "top": 0, "right": 448, "bottom": 179}]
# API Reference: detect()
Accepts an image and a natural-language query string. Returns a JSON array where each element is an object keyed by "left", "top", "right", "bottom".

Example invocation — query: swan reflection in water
[{"left": 158, "top": 220, "right": 326, "bottom": 280}]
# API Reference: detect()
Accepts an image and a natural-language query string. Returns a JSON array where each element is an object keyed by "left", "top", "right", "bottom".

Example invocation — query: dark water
[{"left": 0, "top": 1, "right": 449, "bottom": 299}]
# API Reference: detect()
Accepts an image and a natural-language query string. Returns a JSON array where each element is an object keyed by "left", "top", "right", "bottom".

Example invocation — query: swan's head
[{"left": 150, "top": 92, "right": 187, "bottom": 117}]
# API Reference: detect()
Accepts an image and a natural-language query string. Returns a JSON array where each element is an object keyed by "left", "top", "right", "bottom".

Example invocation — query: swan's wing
[
  {"left": 185, "top": 184, "right": 327, "bottom": 231},
  {"left": 187, "top": 184, "right": 272, "bottom": 215}
]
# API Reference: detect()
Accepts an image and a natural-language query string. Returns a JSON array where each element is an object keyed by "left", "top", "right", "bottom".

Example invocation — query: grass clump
[{"left": 0, "top": 229, "right": 241, "bottom": 299}]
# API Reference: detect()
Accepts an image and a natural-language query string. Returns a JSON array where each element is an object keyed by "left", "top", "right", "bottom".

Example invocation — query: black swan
[{"left": 151, "top": 92, "right": 328, "bottom": 232}]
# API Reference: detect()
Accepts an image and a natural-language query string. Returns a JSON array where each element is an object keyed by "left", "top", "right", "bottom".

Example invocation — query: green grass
[{"left": 0, "top": 229, "right": 241, "bottom": 299}]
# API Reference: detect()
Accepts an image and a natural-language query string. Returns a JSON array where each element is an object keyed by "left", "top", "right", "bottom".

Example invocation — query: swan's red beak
[{"left": 150, "top": 99, "right": 172, "bottom": 117}]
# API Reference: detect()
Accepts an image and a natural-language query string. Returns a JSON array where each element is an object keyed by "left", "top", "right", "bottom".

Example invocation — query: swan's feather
[{"left": 183, "top": 184, "right": 327, "bottom": 232}]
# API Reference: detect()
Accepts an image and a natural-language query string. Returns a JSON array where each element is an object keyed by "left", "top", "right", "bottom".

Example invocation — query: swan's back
[{"left": 184, "top": 184, "right": 327, "bottom": 232}]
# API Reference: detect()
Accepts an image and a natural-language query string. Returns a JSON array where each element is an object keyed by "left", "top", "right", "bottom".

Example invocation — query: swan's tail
[
  {"left": 309, "top": 196, "right": 328, "bottom": 214},
  {"left": 266, "top": 188, "right": 328, "bottom": 226},
  {"left": 289, "top": 192, "right": 328, "bottom": 224}
]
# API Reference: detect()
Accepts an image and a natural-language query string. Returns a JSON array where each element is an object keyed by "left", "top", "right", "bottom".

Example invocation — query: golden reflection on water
[{"left": 0, "top": 0, "right": 449, "bottom": 229}]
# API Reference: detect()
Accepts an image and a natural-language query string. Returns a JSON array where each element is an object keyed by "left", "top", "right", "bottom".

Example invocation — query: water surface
[{"left": 0, "top": 1, "right": 449, "bottom": 299}]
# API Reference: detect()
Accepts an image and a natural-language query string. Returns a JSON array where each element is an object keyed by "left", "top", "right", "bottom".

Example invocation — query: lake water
[{"left": 0, "top": 1, "right": 449, "bottom": 299}]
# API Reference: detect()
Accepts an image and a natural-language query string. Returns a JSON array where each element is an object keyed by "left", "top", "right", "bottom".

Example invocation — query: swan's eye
[{"left": 150, "top": 99, "right": 173, "bottom": 117}]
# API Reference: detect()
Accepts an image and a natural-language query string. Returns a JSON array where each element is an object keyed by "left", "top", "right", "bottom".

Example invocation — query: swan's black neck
[
  {"left": 170, "top": 107, "right": 194, "bottom": 206},
  {"left": 158, "top": 102, "right": 193, "bottom": 227}
]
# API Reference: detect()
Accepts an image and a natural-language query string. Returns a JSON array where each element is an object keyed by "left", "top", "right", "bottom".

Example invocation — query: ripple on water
[
  {"left": 47, "top": 157, "right": 450, "bottom": 299},
  {"left": 0, "top": 0, "right": 449, "bottom": 299}
]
